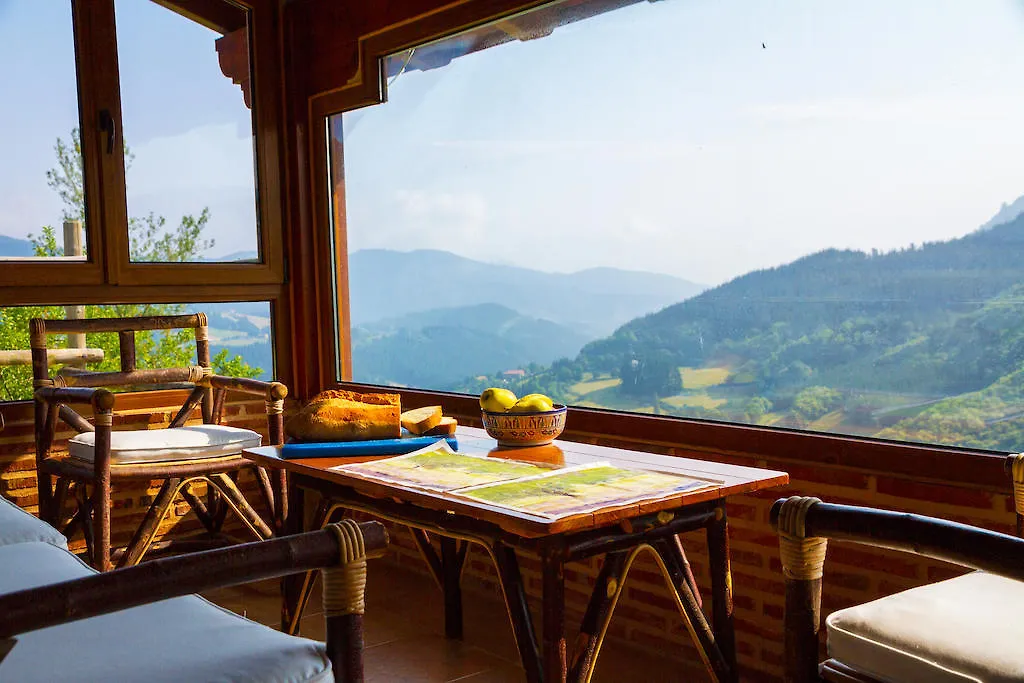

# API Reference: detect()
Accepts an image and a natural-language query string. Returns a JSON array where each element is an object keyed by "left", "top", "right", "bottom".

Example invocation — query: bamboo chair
[
  {"left": 0, "top": 520, "right": 389, "bottom": 682},
  {"left": 771, "top": 461, "right": 1024, "bottom": 683},
  {"left": 31, "top": 313, "right": 288, "bottom": 571}
]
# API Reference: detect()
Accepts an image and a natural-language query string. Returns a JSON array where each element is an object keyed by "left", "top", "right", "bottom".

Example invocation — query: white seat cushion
[
  {"left": 827, "top": 571, "right": 1024, "bottom": 683},
  {"left": 0, "top": 495, "right": 67, "bottom": 549},
  {"left": 0, "top": 542, "right": 332, "bottom": 682},
  {"left": 68, "top": 425, "right": 262, "bottom": 465}
]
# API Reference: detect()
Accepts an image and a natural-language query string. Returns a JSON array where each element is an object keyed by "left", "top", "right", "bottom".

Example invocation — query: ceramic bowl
[{"left": 481, "top": 405, "right": 567, "bottom": 447}]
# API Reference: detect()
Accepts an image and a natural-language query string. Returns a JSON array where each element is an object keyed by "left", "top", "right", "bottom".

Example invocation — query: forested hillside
[{"left": 463, "top": 217, "right": 1024, "bottom": 451}]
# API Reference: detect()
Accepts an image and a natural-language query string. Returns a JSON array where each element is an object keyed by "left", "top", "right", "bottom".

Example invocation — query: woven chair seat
[
  {"left": 827, "top": 571, "right": 1024, "bottom": 683},
  {"left": 68, "top": 425, "right": 262, "bottom": 466}
]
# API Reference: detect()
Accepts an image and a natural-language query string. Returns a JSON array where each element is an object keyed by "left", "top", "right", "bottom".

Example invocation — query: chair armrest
[
  {"left": 34, "top": 386, "right": 115, "bottom": 411},
  {"left": 206, "top": 374, "right": 288, "bottom": 402},
  {"left": 0, "top": 521, "right": 387, "bottom": 638},
  {"left": 769, "top": 498, "right": 1024, "bottom": 580}
]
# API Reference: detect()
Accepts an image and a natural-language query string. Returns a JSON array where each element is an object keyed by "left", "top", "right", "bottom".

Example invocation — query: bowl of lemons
[{"left": 479, "top": 388, "right": 567, "bottom": 447}]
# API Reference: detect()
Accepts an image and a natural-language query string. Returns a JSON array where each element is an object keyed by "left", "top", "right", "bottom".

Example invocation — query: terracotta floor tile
[
  {"left": 363, "top": 635, "right": 509, "bottom": 682},
  {"left": 203, "top": 558, "right": 700, "bottom": 682}
]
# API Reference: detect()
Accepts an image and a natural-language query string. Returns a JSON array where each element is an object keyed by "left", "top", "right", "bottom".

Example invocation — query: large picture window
[
  {"left": 0, "top": 0, "right": 286, "bottom": 399},
  {"left": 333, "top": 0, "right": 1024, "bottom": 452}
]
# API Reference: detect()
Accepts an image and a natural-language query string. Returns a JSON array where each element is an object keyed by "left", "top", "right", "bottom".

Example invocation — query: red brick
[
  {"left": 875, "top": 478, "right": 994, "bottom": 509},
  {"left": 732, "top": 570, "right": 784, "bottom": 596},
  {"left": 827, "top": 546, "right": 920, "bottom": 579},
  {"left": 726, "top": 502, "right": 760, "bottom": 522},
  {"left": 784, "top": 464, "right": 871, "bottom": 489},
  {"left": 734, "top": 616, "right": 777, "bottom": 640},
  {"left": 825, "top": 571, "right": 871, "bottom": 592},
  {"left": 762, "top": 602, "right": 783, "bottom": 620},
  {"left": 731, "top": 548, "right": 765, "bottom": 569}
]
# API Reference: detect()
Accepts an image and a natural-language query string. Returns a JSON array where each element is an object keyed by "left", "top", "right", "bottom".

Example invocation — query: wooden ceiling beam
[{"left": 151, "top": 0, "right": 248, "bottom": 35}]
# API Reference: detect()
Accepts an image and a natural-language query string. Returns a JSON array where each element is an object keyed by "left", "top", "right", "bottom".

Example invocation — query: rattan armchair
[
  {"left": 772, "top": 458, "right": 1024, "bottom": 683},
  {"left": 31, "top": 313, "right": 287, "bottom": 571}
]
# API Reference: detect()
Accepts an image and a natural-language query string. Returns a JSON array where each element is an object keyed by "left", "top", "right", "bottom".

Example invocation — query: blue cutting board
[{"left": 280, "top": 433, "right": 457, "bottom": 460}]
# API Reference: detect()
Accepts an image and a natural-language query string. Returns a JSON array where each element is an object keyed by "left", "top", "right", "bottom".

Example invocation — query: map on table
[
  {"left": 334, "top": 441, "right": 549, "bottom": 492},
  {"left": 335, "top": 442, "right": 721, "bottom": 518},
  {"left": 455, "top": 463, "right": 720, "bottom": 519}
]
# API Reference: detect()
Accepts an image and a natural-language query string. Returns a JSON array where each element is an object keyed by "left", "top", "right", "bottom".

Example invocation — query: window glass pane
[
  {"left": 115, "top": 0, "right": 259, "bottom": 263},
  {"left": 0, "top": 2, "right": 88, "bottom": 261},
  {"left": 0, "top": 302, "right": 273, "bottom": 401},
  {"left": 335, "top": 0, "right": 1024, "bottom": 452}
]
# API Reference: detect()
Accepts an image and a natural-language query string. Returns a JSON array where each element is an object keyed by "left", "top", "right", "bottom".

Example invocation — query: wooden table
[{"left": 245, "top": 427, "right": 788, "bottom": 683}]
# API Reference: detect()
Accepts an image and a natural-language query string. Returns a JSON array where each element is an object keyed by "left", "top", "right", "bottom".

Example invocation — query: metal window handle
[{"left": 99, "top": 109, "right": 116, "bottom": 155}]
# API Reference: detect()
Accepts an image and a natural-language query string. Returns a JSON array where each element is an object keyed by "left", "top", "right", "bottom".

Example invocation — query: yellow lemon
[
  {"left": 480, "top": 387, "right": 518, "bottom": 412},
  {"left": 509, "top": 393, "right": 554, "bottom": 413}
]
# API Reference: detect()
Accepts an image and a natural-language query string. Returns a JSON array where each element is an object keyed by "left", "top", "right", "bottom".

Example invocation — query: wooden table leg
[
  {"left": 280, "top": 481, "right": 304, "bottom": 633},
  {"left": 542, "top": 550, "right": 567, "bottom": 683},
  {"left": 569, "top": 551, "right": 627, "bottom": 682},
  {"left": 707, "top": 502, "right": 738, "bottom": 682},
  {"left": 653, "top": 538, "right": 732, "bottom": 683},
  {"left": 493, "top": 543, "right": 543, "bottom": 683},
  {"left": 440, "top": 536, "right": 464, "bottom": 640}
]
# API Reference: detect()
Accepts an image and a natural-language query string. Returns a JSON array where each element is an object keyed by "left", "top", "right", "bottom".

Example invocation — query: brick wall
[
  {"left": 375, "top": 430, "right": 1013, "bottom": 682},
  {"left": 0, "top": 390, "right": 272, "bottom": 556}
]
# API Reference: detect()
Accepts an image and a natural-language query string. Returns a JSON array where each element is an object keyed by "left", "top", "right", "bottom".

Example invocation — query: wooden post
[
  {"left": 773, "top": 497, "right": 827, "bottom": 683},
  {"left": 441, "top": 536, "right": 464, "bottom": 640},
  {"left": 707, "top": 504, "right": 738, "bottom": 682},
  {"left": 63, "top": 221, "right": 86, "bottom": 368},
  {"left": 542, "top": 547, "right": 567, "bottom": 683}
]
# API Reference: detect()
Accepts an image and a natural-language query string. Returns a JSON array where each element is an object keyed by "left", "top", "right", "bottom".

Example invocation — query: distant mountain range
[
  {"left": 0, "top": 235, "right": 36, "bottom": 257},
  {"left": 348, "top": 249, "right": 704, "bottom": 338},
  {"left": 352, "top": 303, "right": 590, "bottom": 388}
]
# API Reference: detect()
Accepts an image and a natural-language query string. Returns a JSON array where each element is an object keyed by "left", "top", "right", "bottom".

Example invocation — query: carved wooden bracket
[{"left": 215, "top": 28, "right": 251, "bottom": 109}]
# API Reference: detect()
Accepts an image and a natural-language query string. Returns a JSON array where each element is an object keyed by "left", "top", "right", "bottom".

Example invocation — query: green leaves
[{"left": 0, "top": 130, "right": 261, "bottom": 401}]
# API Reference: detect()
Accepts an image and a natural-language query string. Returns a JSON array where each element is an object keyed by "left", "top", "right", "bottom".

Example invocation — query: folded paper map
[
  {"left": 455, "top": 462, "right": 718, "bottom": 519},
  {"left": 335, "top": 441, "right": 548, "bottom": 491},
  {"left": 335, "top": 442, "right": 721, "bottom": 518}
]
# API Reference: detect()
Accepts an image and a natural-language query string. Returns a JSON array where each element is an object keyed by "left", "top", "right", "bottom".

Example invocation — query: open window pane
[
  {"left": 0, "top": 2, "right": 88, "bottom": 261},
  {"left": 114, "top": 0, "right": 259, "bottom": 263},
  {"left": 0, "top": 301, "right": 273, "bottom": 401},
  {"left": 335, "top": 0, "right": 1024, "bottom": 452}
]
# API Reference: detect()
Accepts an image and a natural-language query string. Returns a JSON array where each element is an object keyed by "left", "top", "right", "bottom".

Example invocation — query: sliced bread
[{"left": 400, "top": 406, "right": 443, "bottom": 435}]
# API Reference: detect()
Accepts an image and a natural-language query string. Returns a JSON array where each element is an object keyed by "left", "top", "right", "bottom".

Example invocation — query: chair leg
[
  {"left": 119, "top": 478, "right": 183, "bottom": 568},
  {"left": 254, "top": 466, "right": 277, "bottom": 527},
  {"left": 75, "top": 486, "right": 95, "bottom": 567},
  {"left": 208, "top": 473, "right": 273, "bottom": 539},
  {"left": 92, "top": 478, "right": 113, "bottom": 572},
  {"left": 36, "top": 472, "right": 55, "bottom": 526}
]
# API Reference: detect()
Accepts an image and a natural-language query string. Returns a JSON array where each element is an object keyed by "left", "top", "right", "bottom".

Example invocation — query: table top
[{"left": 245, "top": 427, "right": 788, "bottom": 538}]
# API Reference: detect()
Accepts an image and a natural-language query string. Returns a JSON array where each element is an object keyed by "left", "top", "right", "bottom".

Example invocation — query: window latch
[{"left": 99, "top": 109, "right": 116, "bottom": 155}]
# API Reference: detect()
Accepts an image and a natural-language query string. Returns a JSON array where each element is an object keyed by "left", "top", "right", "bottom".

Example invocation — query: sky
[
  {"left": 4, "top": 1, "right": 1024, "bottom": 281},
  {"left": 0, "top": 0, "right": 257, "bottom": 259},
  {"left": 341, "top": 0, "right": 1024, "bottom": 285}
]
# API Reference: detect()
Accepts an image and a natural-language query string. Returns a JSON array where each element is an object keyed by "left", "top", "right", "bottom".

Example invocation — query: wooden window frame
[
  {"left": 0, "top": 0, "right": 293, "bottom": 392},
  {"left": 0, "top": 0, "right": 285, "bottom": 290},
  {"left": 303, "top": 0, "right": 1013, "bottom": 485}
]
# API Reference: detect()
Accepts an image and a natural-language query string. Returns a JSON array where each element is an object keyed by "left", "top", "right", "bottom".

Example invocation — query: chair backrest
[
  {"left": 29, "top": 313, "right": 211, "bottom": 390},
  {"left": 29, "top": 313, "right": 216, "bottom": 430}
]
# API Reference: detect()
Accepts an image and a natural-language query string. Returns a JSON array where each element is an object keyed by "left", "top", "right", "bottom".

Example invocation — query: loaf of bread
[{"left": 286, "top": 389, "right": 401, "bottom": 441}]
